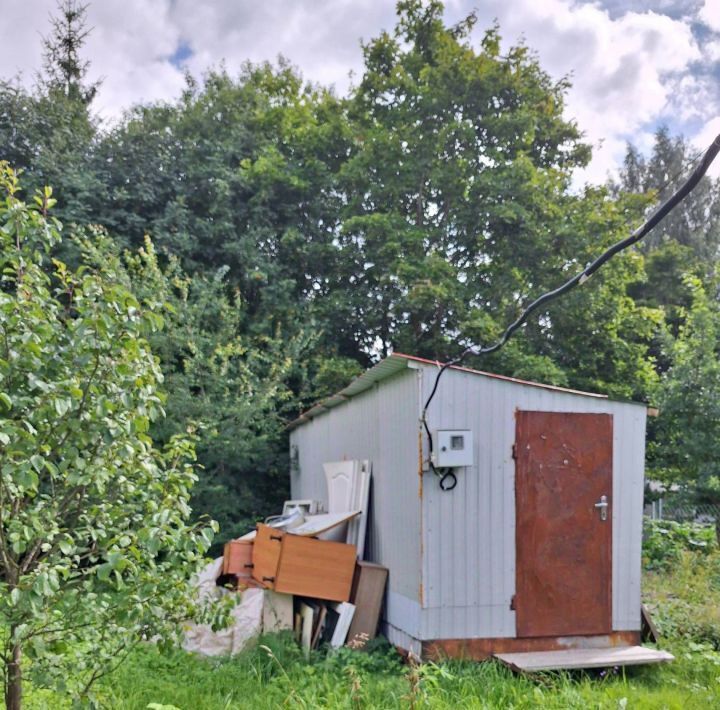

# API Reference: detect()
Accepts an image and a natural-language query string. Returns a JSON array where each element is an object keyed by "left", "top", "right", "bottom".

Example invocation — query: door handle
[{"left": 594, "top": 495, "right": 608, "bottom": 521}]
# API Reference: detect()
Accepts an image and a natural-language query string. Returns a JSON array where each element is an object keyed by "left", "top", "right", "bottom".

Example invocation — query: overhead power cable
[{"left": 423, "top": 131, "right": 720, "bottom": 491}]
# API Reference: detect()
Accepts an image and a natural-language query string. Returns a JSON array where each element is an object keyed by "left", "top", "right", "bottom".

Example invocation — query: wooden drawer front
[
  {"left": 252, "top": 524, "right": 284, "bottom": 587},
  {"left": 223, "top": 540, "right": 254, "bottom": 577},
  {"left": 274, "top": 534, "right": 356, "bottom": 602}
]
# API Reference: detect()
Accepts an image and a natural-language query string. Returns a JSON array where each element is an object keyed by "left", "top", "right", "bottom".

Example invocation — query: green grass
[
  {"left": 26, "top": 636, "right": 720, "bottom": 709},
  {"left": 25, "top": 548, "right": 720, "bottom": 709}
]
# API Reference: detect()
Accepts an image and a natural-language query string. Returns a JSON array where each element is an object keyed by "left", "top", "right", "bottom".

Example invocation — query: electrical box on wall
[{"left": 433, "top": 429, "right": 474, "bottom": 468}]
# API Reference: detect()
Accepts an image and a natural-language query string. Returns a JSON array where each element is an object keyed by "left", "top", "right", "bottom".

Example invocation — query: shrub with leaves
[
  {"left": 648, "top": 276, "right": 720, "bottom": 491},
  {"left": 96, "top": 237, "right": 310, "bottom": 548},
  {"left": 60, "top": 225, "right": 312, "bottom": 551},
  {"left": 644, "top": 546, "right": 720, "bottom": 649},
  {"left": 642, "top": 518, "right": 717, "bottom": 571},
  {"left": 0, "top": 164, "right": 215, "bottom": 709}
]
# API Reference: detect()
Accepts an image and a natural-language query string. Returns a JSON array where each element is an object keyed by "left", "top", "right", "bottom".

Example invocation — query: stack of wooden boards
[
  {"left": 221, "top": 459, "right": 386, "bottom": 654},
  {"left": 223, "top": 524, "right": 388, "bottom": 654}
]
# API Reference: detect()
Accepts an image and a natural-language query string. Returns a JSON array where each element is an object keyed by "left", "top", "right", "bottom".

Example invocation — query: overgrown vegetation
[
  {"left": 20, "top": 540, "right": 720, "bottom": 709},
  {"left": 3, "top": 0, "right": 720, "bottom": 704},
  {"left": 3, "top": 0, "right": 720, "bottom": 533},
  {"left": 642, "top": 519, "right": 718, "bottom": 570},
  {"left": 0, "top": 165, "right": 216, "bottom": 708}
]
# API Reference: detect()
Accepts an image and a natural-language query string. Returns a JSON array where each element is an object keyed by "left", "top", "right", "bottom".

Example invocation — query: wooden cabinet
[
  {"left": 252, "top": 524, "right": 284, "bottom": 584},
  {"left": 222, "top": 540, "right": 254, "bottom": 576},
  {"left": 252, "top": 524, "right": 356, "bottom": 602}
]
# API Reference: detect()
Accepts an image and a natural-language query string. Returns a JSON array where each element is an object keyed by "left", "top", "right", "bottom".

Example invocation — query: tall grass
[{"left": 24, "top": 547, "right": 720, "bottom": 709}]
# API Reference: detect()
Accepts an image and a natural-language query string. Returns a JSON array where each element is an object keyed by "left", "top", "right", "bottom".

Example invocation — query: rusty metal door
[{"left": 515, "top": 411, "right": 613, "bottom": 637}]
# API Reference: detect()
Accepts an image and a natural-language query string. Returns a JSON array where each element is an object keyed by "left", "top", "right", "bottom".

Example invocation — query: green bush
[
  {"left": 644, "top": 549, "right": 720, "bottom": 648},
  {"left": 642, "top": 519, "right": 717, "bottom": 570}
]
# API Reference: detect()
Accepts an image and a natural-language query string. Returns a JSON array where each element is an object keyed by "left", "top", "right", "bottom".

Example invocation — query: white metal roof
[{"left": 287, "top": 352, "right": 631, "bottom": 430}]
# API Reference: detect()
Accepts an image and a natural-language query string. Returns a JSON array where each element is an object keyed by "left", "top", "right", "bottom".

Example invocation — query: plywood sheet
[
  {"left": 274, "top": 535, "right": 356, "bottom": 602},
  {"left": 495, "top": 645, "right": 674, "bottom": 672},
  {"left": 262, "top": 591, "right": 293, "bottom": 633},
  {"left": 347, "top": 561, "right": 388, "bottom": 647},
  {"left": 300, "top": 603, "right": 315, "bottom": 659},
  {"left": 330, "top": 602, "right": 356, "bottom": 648}
]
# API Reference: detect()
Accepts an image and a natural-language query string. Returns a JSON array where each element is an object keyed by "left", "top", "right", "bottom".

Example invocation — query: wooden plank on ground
[
  {"left": 641, "top": 604, "right": 660, "bottom": 643},
  {"left": 495, "top": 645, "right": 674, "bottom": 672}
]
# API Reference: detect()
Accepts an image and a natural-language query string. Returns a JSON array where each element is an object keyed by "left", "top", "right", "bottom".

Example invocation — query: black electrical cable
[
  {"left": 422, "top": 131, "right": 720, "bottom": 488},
  {"left": 439, "top": 470, "right": 457, "bottom": 491}
]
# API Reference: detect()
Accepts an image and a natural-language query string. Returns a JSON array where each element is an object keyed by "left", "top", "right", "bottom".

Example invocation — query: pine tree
[
  {"left": 41, "top": 0, "right": 100, "bottom": 105},
  {"left": 618, "top": 127, "right": 720, "bottom": 260}
]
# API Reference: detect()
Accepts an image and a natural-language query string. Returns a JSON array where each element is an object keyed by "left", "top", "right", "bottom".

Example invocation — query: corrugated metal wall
[
  {"left": 290, "top": 359, "right": 647, "bottom": 646},
  {"left": 418, "top": 364, "right": 646, "bottom": 640},
  {"left": 289, "top": 369, "right": 422, "bottom": 631}
]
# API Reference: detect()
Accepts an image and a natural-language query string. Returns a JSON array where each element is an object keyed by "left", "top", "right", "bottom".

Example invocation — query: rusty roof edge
[
  {"left": 397, "top": 353, "right": 650, "bottom": 407},
  {"left": 392, "top": 353, "right": 610, "bottom": 400},
  {"left": 287, "top": 352, "right": 650, "bottom": 430}
]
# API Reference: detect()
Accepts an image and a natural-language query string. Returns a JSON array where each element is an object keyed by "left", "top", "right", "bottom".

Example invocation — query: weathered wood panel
[{"left": 495, "top": 645, "right": 674, "bottom": 671}]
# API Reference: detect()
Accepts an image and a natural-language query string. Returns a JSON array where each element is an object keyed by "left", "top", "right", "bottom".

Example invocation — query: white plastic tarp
[{"left": 182, "top": 557, "right": 264, "bottom": 657}]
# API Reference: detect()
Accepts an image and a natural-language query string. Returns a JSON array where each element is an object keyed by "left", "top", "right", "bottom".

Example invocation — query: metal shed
[{"left": 288, "top": 353, "right": 652, "bottom": 661}]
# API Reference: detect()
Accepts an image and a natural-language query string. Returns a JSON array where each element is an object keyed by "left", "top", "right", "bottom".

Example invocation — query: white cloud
[
  {"left": 699, "top": 0, "right": 720, "bottom": 32},
  {"left": 448, "top": 1, "right": 701, "bottom": 183},
  {"left": 0, "top": 0, "right": 715, "bottom": 184},
  {"left": 84, "top": 1, "right": 185, "bottom": 120},
  {"left": 0, "top": 0, "right": 56, "bottom": 84},
  {"left": 691, "top": 116, "right": 720, "bottom": 178},
  {"left": 695, "top": 116, "right": 720, "bottom": 147},
  {"left": 168, "top": 0, "right": 394, "bottom": 93},
  {"left": 705, "top": 39, "right": 720, "bottom": 62}
]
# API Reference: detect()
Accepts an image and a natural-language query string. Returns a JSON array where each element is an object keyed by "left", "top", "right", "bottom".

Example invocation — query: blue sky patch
[{"left": 169, "top": 41, "right": 193, "bottom": 69}]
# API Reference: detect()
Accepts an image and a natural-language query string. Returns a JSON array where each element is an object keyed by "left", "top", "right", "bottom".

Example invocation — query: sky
[{"left": 1, "top": 0, "right": 719, "bottom": 184}]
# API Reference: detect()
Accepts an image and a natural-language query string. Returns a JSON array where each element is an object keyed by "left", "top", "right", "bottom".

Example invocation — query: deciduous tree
[
  {"left": 0, "top": 165, "right": 214, "bottom": 708},
  {"left": 649, "top": 276, "right": 720, "bottom": 495},
  {"left": 338, "top": 0, "right": 659, "bottom": 397}
]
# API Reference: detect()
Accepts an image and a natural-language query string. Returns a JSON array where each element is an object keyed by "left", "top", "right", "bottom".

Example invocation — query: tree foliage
[
  {"left": 649, "top": 276, "right": 720, "bottom": 492},
  {"left": 2, "top": 0, "right": 720, "bottom": 543},
  {"left": 335, "top": 0, "right": 659, "bottom": 398},
  {"left": 87, "top": 64, "right": 350, "bottom": 341},
  {"left": 619, "top": 127, "right": 720, "bottom": 261},
  {"left": 116, "top": 240, "right": 310, "bottom": 545},
  {"left": 0, "top": 79, "right": 97, "bottom": 230},
  {"left": 0, "top": 165, "right": 214, "bottom": 706}
]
